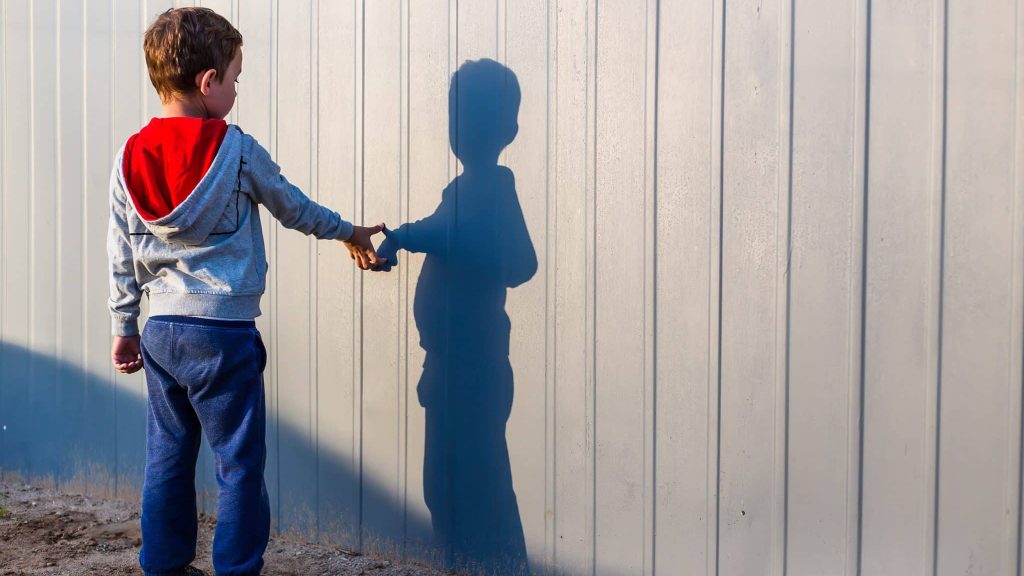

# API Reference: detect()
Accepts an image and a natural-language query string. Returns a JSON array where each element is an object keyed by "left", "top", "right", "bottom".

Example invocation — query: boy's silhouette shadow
[{"left": 379, "top": 59, "right": 537, "bottom": 574}]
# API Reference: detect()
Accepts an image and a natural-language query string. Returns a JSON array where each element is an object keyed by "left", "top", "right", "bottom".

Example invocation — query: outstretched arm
[
  {"left": 377, "top": 188, "right": 453, "bottom": 266},
  {"left": 243, "top": 138, "right": 350, "bottom": 239},
  {"left": 243, "top": 137, "right": 385, "bottom": 269}
]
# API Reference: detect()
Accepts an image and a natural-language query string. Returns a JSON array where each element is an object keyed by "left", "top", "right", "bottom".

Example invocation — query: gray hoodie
[{"left": 108, "top": 123, "right": 353, "bottom": 336}]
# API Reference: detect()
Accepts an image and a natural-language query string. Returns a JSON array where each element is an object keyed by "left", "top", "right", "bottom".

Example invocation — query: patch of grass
[{"left": 0, "top": 505, "right": 7, "bottom": 519}]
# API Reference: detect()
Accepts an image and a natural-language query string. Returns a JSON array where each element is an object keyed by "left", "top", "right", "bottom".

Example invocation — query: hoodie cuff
[
  {"left": 112, "top": 317, "right": 140, "bottom": 337},
  {"left": 336, "top": 218, "right": 355, "bottom": 242}
]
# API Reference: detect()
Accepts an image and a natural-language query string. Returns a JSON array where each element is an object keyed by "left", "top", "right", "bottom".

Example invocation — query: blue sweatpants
[{"left": 139, "top": 315, "right": 270, "bottom": 576}]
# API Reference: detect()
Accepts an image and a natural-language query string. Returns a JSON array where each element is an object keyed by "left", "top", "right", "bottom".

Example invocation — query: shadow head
[{"left": 449, "top": 59, "right": 521, "bottom": 168}]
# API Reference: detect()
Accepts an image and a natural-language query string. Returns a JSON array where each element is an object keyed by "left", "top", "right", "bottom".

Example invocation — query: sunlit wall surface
[{"left": 2, "top": 1, "right": 1023, "bottom": 575}]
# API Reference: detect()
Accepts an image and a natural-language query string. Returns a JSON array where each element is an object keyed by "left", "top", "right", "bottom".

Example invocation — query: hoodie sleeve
[
  {"left": 107, "top": 159, "right": 143, "bottom": 337},
  {"left": 242, "top": 136, "right": 354, "bottom": 241}
]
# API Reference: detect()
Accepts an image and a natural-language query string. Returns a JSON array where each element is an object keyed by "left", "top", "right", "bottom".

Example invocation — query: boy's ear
[{"left": 195, "top": 69, "right": 218, "bottom": 96}]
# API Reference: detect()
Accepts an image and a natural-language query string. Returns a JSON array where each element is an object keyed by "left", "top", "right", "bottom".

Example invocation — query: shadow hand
[{"left": 372, "top": 229, "right": 399, "bottom": 272}]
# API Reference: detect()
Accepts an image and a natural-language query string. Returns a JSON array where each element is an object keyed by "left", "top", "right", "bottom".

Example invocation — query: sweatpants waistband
[{"left": 147, "top": 315, "right": 256, "bottom": 329}]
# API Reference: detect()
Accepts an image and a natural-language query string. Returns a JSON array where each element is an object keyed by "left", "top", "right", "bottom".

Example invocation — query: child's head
[
  {"left": 144, "top": 8, "right": 243, "bottom": 119},
  {"left": 449, "top": 59, "right": 520, "bottom": 167}
]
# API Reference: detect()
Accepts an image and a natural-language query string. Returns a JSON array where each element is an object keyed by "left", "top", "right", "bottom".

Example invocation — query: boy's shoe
[{"left": 183, "top": 566, "right": 208, "bottom": 576}]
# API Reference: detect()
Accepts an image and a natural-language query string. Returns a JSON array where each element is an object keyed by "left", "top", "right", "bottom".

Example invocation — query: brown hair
[{"left": 144, "top": 7, "right": 243, "bottom": 103}]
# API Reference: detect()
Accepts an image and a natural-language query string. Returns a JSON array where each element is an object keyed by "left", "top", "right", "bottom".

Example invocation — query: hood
[{"left": 120, "top": 117, "right": 242, "bottom": 246}]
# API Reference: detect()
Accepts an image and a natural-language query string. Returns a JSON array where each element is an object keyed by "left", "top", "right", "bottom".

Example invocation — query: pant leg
[
  {"left": 139, "top": 321, "right": 203, "bottom": 576},
  {"left": 419, "top": 355, "right": 454, "bottom": 564},
  {"left": 180, "top": 323, "right": 270, "bottom": 576}
]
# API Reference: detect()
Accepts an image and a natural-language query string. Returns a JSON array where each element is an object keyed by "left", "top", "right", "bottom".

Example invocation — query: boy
[{"left": 106, "top": 8, "right": 384, "bottom": 576}]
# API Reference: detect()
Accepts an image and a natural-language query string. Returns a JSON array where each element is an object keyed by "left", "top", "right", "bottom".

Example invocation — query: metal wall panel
[
  {"left": 2, "top": 1, "right": 1023, "bottom": 575},
  {"left": 860, "top": 1, "right": 939, "bottom": 574}
]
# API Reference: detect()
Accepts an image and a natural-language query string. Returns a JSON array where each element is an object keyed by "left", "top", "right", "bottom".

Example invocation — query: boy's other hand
[
  {"left": 111, "top": 335, "right": 144, "bottom": 374},
  {"left": 344, "top": 223, "right": 388, "bottom": 271}
]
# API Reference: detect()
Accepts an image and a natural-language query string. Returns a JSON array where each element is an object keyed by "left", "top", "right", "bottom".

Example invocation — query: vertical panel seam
[
  {"left": 312, "top": 0, "right": 320, "bottom": 540},
  {"left": 589, "top": 0, "right": 599, "bottom": 573},
  {"left": 110, "top": 0, "right": 119, "bottom": 498},
  {"left": 713, "top": 2, "right": 726, "bottom": 575},
  {"left": 775, "top": 0, "right": 795, "bottom": 572},
  {"left": 272, "top": 0, "right": 281, "bottom": 529},
  {"left": 0, "top": 0, "right": 5, "bottom": 352},
  {"left": 852, "top": 0, "right": 872, "bottom": 574},
  {"left": 401, "top": 0, "right": 411, "bottom": 554},
  {"left": 81, "top": 0, "right": 88, "bottom": 368},
  {"left": 349, "top": 0, "right": 359, "bottom": 544},
  {"left": 0, "top": 0, "right": 6, "bottom": 464},
  {"left": 445, "top": 0, "right": 457, "bottom": 564},
  {"left": 926, "top": 0, "right": 949, "bottom": 573},
  {"left": 0, "top": 0, "right": 5, "bottom": 348},
  {"left": 30, "top": 0, "right": 35, "bottom": 353},
  {"left": 403, "top": 0, "right": 411, "bottom": 549},
  {"left": 648, "top": 0, "right": 661, "bottom": 573},
  {"left": 544, "top": 0, "right": 559, "bottom": 570},
  {"left": 357, "top": 0, "right": 366, "bottom": 550},
  {"left": 548, "top": 0, "right": 555, "bottom": 560},
  {"left": 642, "top": 0, "right": 650, "bottom": 572},
  {"left": 1011, "top": 0, "right": 1024, "bottom": 572},
  {"left": 28, "top": 0, "right": 36, "bottom": 435},
  {"left": 56, "top": 1, "right": 63, "bottom": 364},
  {"left": 395, "top": 0, "right": 405, "bottom": 539}
]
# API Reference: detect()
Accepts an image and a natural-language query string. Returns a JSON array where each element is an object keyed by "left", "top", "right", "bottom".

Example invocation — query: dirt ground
[{"left": 0, "top": 478, "right": 449, "bottom": 576}]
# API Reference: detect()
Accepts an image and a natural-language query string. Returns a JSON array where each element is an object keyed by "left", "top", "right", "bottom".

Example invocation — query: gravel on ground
[{"left": 0, "top": 477, "right": 450, "bottom": 576}]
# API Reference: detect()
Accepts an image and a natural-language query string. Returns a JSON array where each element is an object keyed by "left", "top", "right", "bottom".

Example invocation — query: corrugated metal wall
[{"left": 1, "top": 0, "right": 1023, "bottom": 574}]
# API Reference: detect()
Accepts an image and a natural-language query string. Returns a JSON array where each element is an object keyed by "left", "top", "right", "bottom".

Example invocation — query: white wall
[{"left": 1, "top": 1, "right": 1023, "bottom": 575}]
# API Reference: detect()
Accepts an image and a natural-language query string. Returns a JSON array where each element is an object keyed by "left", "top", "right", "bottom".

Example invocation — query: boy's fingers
[{"left": 114, "top": 358, "right": 142, "bottom": 374}]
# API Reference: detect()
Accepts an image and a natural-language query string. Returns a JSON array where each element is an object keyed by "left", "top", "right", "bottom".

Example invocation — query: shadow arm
[{"left": 387, "top": 195, "right": 451, "bottom": 256}]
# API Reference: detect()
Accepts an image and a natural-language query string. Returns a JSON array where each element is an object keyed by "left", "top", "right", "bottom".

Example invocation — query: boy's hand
[
  {"left": 111, "top": 335, "right": 144, "bottom": 374},
  {"left": 344, "top": 223, "right": 387, "bottom": 270}
]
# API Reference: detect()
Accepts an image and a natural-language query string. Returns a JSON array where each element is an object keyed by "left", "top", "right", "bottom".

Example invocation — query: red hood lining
[{"left": 123, "top": 117, "right": 228, "bottom": 221}]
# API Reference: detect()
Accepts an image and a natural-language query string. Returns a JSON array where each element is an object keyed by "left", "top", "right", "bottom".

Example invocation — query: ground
[{"left": 0, "top": 478, "right": 450, "bottom": 576}]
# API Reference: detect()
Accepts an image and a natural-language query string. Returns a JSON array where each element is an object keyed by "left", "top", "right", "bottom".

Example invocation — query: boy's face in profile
[{"left": 200, "top": 48, "right": 242, "bottom": 119}]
